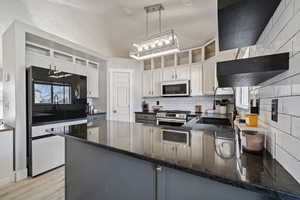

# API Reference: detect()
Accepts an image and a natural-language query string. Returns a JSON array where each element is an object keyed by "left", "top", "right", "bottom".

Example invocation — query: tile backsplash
[
  {"left": 142, "top": 95, "right": 233, "bottom": 113},
  {"left": 253, "top": 0, "right": 300, "bottom": 183}
]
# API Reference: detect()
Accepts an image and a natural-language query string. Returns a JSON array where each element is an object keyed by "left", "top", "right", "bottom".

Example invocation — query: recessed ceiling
[{"left": 47, "top": 0, "right": 218, "bottom": 57}]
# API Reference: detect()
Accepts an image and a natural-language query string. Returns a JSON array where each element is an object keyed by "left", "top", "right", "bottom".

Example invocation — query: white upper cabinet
[
  {"left": 203, "top": 57, "right": 216, "bottom": 95},
  {"left": 163, "top": 67, "right": 176, "bottom": 81},
  {"left": 142, "top": 70, "right": 153, "bottom": 97},
  {"left": 190, "top": 64, "right": 203, "bottom": 96},
  {"left": 152, "top": 69, "right": 162, "bottom": 97},
  {"left": 175, "top": 66, "right": 190, "bottom": 80},
  {"left": 87, "top": 62, "right": 99, "bottom": 98}
]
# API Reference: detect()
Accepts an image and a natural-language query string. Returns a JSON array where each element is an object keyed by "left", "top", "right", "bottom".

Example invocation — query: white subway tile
[
  {"left": 276, "top": 130, "right": 300, "bottom": 161},
  {"left": 296, "top": 0, "right": 300, "bottom": 13},
  {"left": 277, "top": 39, "right": 293, "bottom": 54},
  {"left": 276, "top": 146, "right": 300, "bottom": 183},
  {"left": 285, "top": 0, "right": 294, "bottom": 7},
  {"left": 273, "top": 78, "right": 292, "bottom": 97},
  {"left": 293, "top": 30, "right": 300, "bottom": 55},
  {"left": 271, "top": 113, "right": 292, "bottom": 133},
  {"left": 291, "top": 73, "right": 300, "bottom": 95},
  {"left": 281, "top": 96, "right": 300, "bottom": 116},
  {"left": 273, "top": 0, "right": 286, "bottom": 24},
  {"left": 268, "top": 2, "right": 294, "bottom": 46},
  {"left": 290, "top": 52, "right": 300, "bottom": 75},
  {"left": 291, "top": 116, "right": 300, "bottom": 139}
]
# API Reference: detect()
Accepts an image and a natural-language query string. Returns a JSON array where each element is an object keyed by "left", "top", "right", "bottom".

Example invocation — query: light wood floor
[{"left": 0, "top": 167, "right": 64, "bottom": 200}]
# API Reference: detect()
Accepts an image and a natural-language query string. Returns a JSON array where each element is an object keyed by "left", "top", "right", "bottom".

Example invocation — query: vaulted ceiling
[{"left": 46, "top": 0, "right": 218, "bottom": 57}]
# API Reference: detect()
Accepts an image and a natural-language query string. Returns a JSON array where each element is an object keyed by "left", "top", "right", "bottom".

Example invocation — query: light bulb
[
  {"left": 158, "top": 41, "right": 163, "bottom": 47},
  {"left": 151, "top": 43, "right": 156, "bottom": 48}
]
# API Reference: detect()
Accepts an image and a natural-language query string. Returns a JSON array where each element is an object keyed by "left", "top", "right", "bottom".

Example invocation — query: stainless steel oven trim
[
  {"left": 160, "top": 129, "right": 190, "bottom": 146},
  {"left": 156, "top": 118, "right": 187, "bottom": 123},
  {"left": 161, "top": 80, "right": 190, "bottom": 97}
]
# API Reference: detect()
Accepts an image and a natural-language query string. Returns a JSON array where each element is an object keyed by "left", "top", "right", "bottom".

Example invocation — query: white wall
[
  {"left": 0, "top": 0, "right": 113, "bottom": 65},
  {"left": 253, "top": 0, "right": 300, "bottom": 183}
]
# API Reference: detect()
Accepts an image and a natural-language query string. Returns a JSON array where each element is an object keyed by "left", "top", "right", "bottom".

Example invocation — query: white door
[
  {"left": 152, "top": 69, "right": 162, "bottom": 97},
  {"left": 190, "top": 64, "right": 203, "bottom": 96},
  {"left": 175, "top": 66, "right": 190, "bottom": 80},
  {"left": 142, "top": 70, "right": 153, "bottom": 97},
  {"left": 163, "top": 67, "right": 175, "bottom": 81},
  {"left": 203, "top": 58, "right": 216, "bottom": 95},
  {"left": 111, "top": 71, "right": 131, "bottom": 122}
]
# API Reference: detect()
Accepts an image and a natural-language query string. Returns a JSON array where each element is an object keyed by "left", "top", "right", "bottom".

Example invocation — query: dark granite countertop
[
  {"left": 88, "top": 112, "right": 106, "bottom": 116},
  {"left": 0, "top": 124, "right": 14, "bottom": 132},
  {"left": 32, "top": 117, "right": 87, "bottom": 126},
  {"left": 49, "top": 120, "right": 300, "bottom": 199},
  {"left": 135, "top": 111, "right": 156, "bottom": 115}
]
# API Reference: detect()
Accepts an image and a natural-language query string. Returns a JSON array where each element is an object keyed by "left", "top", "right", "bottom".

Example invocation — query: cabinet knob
[{"left": 113, "top": 110, "right": 117, "bottom": 113}]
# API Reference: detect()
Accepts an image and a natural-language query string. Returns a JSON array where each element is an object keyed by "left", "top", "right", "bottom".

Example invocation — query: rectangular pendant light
[{"left": 129, "top": 30, "right": 180, "bottom": 60}]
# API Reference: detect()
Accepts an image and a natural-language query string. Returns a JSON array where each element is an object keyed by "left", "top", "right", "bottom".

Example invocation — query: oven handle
[{"left": 156, "top": 118, "right": 187, "bottom": 123}]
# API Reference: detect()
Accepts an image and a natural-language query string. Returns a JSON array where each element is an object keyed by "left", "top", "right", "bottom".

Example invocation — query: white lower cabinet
[
  {"left": 0, "top": 130, "right": 14, "bottom": 185},
  {"left": 190, "top": 64, "right": 203, "bottom": 96},
  {"left": 32, "top": 136, "right": 65, "bottom": 176}
]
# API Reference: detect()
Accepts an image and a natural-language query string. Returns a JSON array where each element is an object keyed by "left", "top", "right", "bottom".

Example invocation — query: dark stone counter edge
[
  {"left": 135, "top": 112, "right": 156, "bottom": 115},
  {"left": 55, "top": 132, "right": 300, "bottom": 199},
  {"left": 32, "top": 117, "right": 87, "bottom": 127},
  {"left": 0, "top": 124, "right": 14, "bottom": 132},
  {"left": 88, "top": 112, "right": 106, "bottom": 116}
]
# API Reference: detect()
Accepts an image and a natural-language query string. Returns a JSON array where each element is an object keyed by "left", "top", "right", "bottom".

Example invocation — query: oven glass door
[
  {"left": 161, "top": 129, "right": 189, "bottom": 145},
  {"left": 162, "top": 82, "right": 188, "bottom": 96}
]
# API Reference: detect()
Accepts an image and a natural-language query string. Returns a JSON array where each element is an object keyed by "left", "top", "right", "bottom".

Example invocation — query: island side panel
[
  {"left": 65, "top": 137, "right": 156, "bottom": 200},
  {"left": 157, "top": 167, "right": 277, "bottom": 200}
]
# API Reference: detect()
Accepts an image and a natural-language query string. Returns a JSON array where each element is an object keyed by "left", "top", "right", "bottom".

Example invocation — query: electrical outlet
[{"left": 271, "top": 99, "right": 278, "bottom": 122}]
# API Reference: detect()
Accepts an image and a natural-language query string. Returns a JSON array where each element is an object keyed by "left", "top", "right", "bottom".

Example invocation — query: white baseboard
[
  {"left": 15, "top": 169, "right": 28, "bottom": 181},
  {"left": 0, "top": 174, "right": 15, "bottom": 186}
]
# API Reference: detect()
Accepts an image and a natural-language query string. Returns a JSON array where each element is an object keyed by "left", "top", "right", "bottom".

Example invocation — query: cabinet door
[
  {"left": 176, "top": 145, "right": 190, "bottom": 165},
  {"left": 163, "top": 68, "right": 175, "bottom": 81},
  {"left": 143, "top": 126, "right": 153, "bottom": 156},
  {"left": 152, "top": 127, "right": 163, "bottom": 158},
  {"left": 190, "top": 65, "right": 203, "bottom": 96},
  {"left": 163, "top": 144, "right": 177, "bottom": 162},
  {"left": 175, "top": 66, "right": 190, "bottom": 80},
  {"left": 26, "top": 53, "right": 54, "bottom": 69},
  {"left": 87, "top": 65, "right": 99, "bottom": 98},
  {"left": 152, "top": 69, "right": 162, "bottom": 97},
  {"left": 143, "top": 71, "right": 153, "bottom": 97},
  {"left": 203, "top": 58, "right": 216, "bottom": 95},
  {"left": 87, "top": 127, "right": 100, "bottom": 143},
  {"left": 0, "top": 131, "right": 13, "bottom": 182},
  {"left": 32, "top": 136, "right": 65, "bottom": 176}
]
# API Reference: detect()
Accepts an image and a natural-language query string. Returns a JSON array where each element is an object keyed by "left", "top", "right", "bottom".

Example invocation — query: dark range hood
[
  {"left": 218, "top": 0, "right": 281, "bottom": 51},
  {"left": 217, "top": 53, "right": 289, "bottom": 87}
]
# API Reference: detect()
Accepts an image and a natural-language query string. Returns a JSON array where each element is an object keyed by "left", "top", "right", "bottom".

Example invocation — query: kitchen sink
[{"left": 197, "top": 117, "right": 231, "bottom": 126}]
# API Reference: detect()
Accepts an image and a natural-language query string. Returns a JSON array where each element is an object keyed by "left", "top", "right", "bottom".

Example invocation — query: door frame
[{"left": 108, "top": 68, "right": 134, "bottom": 122}]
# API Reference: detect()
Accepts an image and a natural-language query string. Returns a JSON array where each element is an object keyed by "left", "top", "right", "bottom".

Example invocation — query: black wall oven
[{"left": 27, "top": 66, "right": 87, "bottom": 125}]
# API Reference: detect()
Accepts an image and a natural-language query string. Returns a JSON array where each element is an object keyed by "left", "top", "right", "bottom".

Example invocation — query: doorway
[{"left": 109, "top": 69, "right": 133, "bottom": 122}]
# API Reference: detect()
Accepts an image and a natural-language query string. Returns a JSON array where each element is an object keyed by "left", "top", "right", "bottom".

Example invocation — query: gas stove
[{"left": 156, "top": 110, "right": 191, "bottom": 126}]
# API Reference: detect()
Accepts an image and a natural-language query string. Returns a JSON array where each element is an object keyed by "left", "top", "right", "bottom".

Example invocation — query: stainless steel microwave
[{"left": 161, "top": 80, "right": 190, "bottom": 97}]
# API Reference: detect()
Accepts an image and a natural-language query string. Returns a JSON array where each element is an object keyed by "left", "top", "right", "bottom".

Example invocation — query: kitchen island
[{"left": 50, "top": 120, "right": 300, "bottom": 200}]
